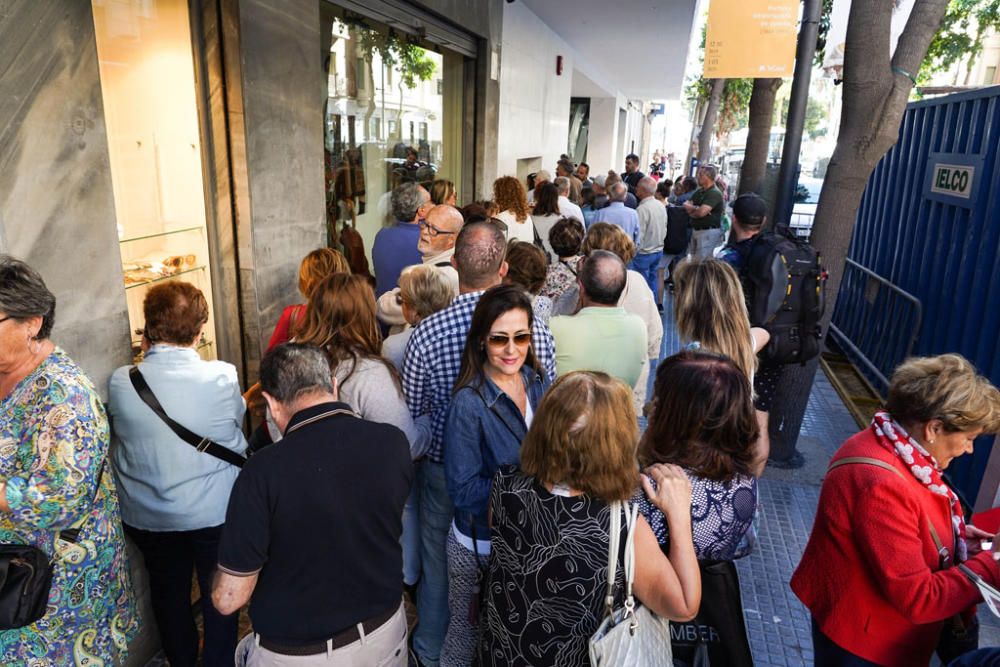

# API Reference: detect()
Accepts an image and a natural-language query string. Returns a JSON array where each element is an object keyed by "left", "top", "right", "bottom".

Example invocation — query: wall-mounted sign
[
  {"left": 924, "top": 153, "right": 983, "bottom": 208},
  {"left": 704, "top": 0, "right": 798, "bottom": 78}
]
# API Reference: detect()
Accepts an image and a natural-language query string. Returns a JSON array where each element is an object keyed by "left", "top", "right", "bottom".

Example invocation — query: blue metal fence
[{"left": 832, "top": 85, "right": 1000, "bottom": 504}]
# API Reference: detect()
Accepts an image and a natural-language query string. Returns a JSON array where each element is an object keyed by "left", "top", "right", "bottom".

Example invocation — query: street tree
[
  {"left": 739, "top": 78, "right": 782, "bottom": 195},
  {"left": 766, "top": 0, "right": 951, "bottom": 465},
  {"left": 697, "top": 78, "right": 726, "bottom": 161}
]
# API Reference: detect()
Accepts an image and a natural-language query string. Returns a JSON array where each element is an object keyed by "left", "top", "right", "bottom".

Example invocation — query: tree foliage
[
  {"left": 920, "top": 0, "right": 1000, "bottom": 82},
  {"left": 687, "top": 77, "right": 754, "bottom": 137}
]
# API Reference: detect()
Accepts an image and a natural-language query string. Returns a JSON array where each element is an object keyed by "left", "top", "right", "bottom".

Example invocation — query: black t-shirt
[{"left": 217, "top": 401, "right": 413, "bottom": 644}]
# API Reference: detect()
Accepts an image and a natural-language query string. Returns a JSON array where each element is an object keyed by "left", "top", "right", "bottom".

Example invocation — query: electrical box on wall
[{"left": 556, "top": 55, "right": 563, "bottom": 76}]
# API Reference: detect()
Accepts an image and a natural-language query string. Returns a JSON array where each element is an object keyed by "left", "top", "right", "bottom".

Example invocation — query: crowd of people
[{"left": 1, "top": 154, "right": 1000, "bottom": 667}]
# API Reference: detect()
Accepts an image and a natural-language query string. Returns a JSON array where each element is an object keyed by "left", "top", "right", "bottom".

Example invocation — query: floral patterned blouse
[
  {"left": 0, "top": 348, "right": 138, "bottom": 665},
  {"left": 539, "top": 255, "right": 582, "bottom": 302}
]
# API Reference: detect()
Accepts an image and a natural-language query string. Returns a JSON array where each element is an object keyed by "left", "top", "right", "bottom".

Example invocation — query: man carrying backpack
[{"left": 719, "top": 193, "right": 826, "bottom": 467}]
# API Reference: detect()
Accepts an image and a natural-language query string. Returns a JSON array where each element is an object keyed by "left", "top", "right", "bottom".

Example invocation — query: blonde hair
[
  {"left": 492, "top": 176, "right": 529, "bottom": 223},
  {"left": 582, "top": 222, "right": 637, "bottom": 265},
  {"left": 298, "top": 248, "right": 350, "bottom": 297},
  {"left": 398, "top": 264, "right": 455, "bottom": 322},
  {"left": 672, "top": 259, "right": 757, "bottom": 387},
  {"left": 887, "top": 354, "right": 1000, "bottom": 433},
  {"left": 430, "top": 179, "right": 456, "bottom": 206},
  {"left": 520, "top": 372, "right": 640, "bottom": 502}
]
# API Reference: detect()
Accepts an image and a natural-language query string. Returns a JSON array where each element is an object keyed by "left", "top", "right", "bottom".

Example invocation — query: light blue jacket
[{"left": 108, "top": 345, "right": 247, "bottom": 531}]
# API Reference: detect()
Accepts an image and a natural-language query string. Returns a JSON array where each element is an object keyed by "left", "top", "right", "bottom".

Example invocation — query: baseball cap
[{"left": 731, "top": 193, "right": 768, "bottom": 228}]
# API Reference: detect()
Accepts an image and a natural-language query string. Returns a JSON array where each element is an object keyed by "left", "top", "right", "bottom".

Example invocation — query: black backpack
[
  {"left": 734, "top": 228, "right": 827, "bottom": 365},
  {"left": 663, "top": 206, "right": 691, "bottom": 255}
]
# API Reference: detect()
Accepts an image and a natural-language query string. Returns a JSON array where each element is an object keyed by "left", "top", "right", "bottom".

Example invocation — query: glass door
[{"left": 321, "top": 3, "right": 468, "bottom": 257}]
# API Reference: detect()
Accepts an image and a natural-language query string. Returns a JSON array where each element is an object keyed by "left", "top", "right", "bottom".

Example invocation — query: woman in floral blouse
[
  {"left": 538, "top": 216, "right": 585, "bottom": 302},
  {"left": 0, "top": 255, "right": 138, "bottom": 665}
]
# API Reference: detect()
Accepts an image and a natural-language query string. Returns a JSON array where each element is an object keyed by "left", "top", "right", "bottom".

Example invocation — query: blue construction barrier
[{"left": 831, "top": 85, "right": 1000, "bottom": 506}]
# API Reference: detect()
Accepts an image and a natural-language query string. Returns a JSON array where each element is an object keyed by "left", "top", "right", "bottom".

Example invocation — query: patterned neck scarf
[{"left": 871, "top": 410, "right": 968, "bottom": 562}]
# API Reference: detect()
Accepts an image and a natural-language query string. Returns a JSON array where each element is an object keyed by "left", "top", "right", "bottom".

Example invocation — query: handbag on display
[
  {"left": 589, "top": 501, "right": 673, "bottom": 666},
  {"left": 0, "top": 460, "right": 106, "bottom": 629},
  {"left": 670, "top": 559, "right": 753, "bottom": 666}
]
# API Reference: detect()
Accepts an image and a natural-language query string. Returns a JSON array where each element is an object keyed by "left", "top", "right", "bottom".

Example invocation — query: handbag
[
  {"left": 129, "top": 367, "right": 246, "bottom": 468},
  {"left": 670, "top": 559, "right": 752, "bottom": 666},
  {"left": 0, "top": 459, "right": 105, "bottom": 629},
  {"left": 589, "top": 501, "right": 673, "bottom": 666}
]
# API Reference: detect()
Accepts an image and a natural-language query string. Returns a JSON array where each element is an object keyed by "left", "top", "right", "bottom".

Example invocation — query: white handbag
[{"left": 589, "top": 501, "right": 674, "bottom": 666}]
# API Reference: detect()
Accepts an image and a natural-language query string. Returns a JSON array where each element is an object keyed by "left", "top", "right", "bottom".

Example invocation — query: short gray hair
[
  {"left": 454, "top": 221, "right": 507, "bottom": 289},
  {"left": 260, "top": 343, "right": 334, "bottom": 404},
  {"left": 0, "top": 255, "right": 56, "bottom": 339},
  {"left": 700, "top": 164, "right": 719, "bottom": 181},
  {"left": 636, "top": 176, "right": 657, "bottom": 198},
  {"left": 554, "top": 176, "right": 571, "bottom": 195},
  {"left": 609, "top": 181, "right": 628, "bottom": 202},
  {"left": 391, "top": 182, "right": 429, "bottom": 222}
]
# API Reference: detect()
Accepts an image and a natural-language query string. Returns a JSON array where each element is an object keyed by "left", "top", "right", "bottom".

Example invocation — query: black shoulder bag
[
  {"left": 128, "top": 367, "right": 246, "bottom": 468},
  {"left": 0, "top": 459, "right": 106, "bottom": 629}
]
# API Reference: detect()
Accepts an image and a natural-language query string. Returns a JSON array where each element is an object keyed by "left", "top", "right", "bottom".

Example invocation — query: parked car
[{"left": 789, "top": 176, "right": 822, "bottom": 239}]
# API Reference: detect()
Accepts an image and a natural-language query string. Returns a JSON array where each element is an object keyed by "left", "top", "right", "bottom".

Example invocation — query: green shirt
[
  {"left": 690, "top": 185, "right": 725, "bottom": 230},
  {"left": 548, "top": 307, "right": 648, "bottom": 388}
]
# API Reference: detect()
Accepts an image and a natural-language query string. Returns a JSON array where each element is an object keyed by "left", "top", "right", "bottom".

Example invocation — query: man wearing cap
[{"left": 719, "top": 192, "right": 776, "bottom": 477}]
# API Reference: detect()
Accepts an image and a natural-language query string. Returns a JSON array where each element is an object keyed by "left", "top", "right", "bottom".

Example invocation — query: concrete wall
[
  {"left": 228, "top": 0, "right": 327, "bottom": 377},
  {"left": 496, "top": 1, "right": 573, "bottom": 181},
  {"left": 0, "top": 0, "right": 131, "bottom": 397}
]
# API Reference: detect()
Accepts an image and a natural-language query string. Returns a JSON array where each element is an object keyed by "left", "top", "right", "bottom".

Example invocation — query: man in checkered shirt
[{"left": 402, "top": 219, "right": 556, "bottom": 666}]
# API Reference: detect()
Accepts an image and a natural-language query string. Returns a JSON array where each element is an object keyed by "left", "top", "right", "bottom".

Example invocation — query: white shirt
[
  {"left": 495, "top": 209, "right": 536, "bottom": 244},
  {"left": 558, "top": 195, "right": 584, "bottom": 225}
]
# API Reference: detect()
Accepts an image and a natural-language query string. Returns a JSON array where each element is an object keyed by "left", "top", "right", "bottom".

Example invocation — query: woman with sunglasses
[{"left": 440, "top": 285, "right": 550, "bottom": 666}]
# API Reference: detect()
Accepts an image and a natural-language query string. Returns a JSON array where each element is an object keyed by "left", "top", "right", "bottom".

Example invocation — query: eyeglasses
[
  {"left": 486, "top": 332, "right": 531, "bottom": 349},
  {"left": 419, "top": 220, "right": 456, "bottom": 237}
]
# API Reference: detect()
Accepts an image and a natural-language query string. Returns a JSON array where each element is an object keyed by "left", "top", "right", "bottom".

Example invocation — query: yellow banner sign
[{"left": 704, "top": 0, "right": 798, "bottom": 78}]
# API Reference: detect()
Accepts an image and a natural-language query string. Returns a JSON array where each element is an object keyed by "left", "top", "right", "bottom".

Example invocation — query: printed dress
[
  {"left": 480, "top": 467, "right": 627, "bottom": 667},
  {"left": 0, "top": 349, "right": 138, "bottom": 665}
]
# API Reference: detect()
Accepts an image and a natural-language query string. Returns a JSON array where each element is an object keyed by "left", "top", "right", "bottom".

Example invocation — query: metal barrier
[{"left": 828, "top": 258, "right": 923, "bottom": 396}]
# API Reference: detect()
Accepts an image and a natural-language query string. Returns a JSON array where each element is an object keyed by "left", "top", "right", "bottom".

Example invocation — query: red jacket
[{"left": 790, "top": 428, "right": 1000, "bottom": 666}]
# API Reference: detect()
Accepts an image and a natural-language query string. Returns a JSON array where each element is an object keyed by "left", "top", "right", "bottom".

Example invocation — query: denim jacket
[{"left": 444, "top": 366, "right": 549, "bottom": 540}]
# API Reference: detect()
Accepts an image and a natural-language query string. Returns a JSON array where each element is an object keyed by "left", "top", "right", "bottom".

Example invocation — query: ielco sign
[{"left": 924, "top": 153, "right": 983, "bottom": 208}]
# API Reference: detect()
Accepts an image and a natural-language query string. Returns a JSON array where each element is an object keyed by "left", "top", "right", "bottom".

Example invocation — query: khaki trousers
[{"left": 237, "top": 603, "right": 407, "bottom": 667}]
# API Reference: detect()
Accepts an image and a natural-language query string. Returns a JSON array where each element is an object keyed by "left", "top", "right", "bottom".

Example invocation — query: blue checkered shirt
[{"left": 402, "top": 290, "right": 557, "bottom": 463}]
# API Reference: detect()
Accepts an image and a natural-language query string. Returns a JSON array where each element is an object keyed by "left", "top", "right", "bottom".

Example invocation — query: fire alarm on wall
[{"left": 556, "top": 55, "right": 563, "bottom": 76}]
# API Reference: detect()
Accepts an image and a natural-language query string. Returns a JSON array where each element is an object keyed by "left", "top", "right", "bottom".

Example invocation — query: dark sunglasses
[{"left": 486, "top": 332, "right": 531, "bottom": 349}]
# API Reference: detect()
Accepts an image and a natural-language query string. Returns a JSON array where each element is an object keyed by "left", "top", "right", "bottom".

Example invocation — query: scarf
[{"left": 871, "top": 410, "right": 968, "bottom": 562}]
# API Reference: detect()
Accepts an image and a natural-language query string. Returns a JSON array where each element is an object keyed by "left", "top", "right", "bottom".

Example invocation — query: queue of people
[{"left": 1, "top": 159, "right": 1000, "bottom": 667}]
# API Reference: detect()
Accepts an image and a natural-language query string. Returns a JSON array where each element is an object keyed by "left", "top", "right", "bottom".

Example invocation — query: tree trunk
[
  {"left": 698, "top": 78, "right": 725, "bottom": 162},
  {"left": 765, "top": 0, "right": 950, "bottom": 466},
  {"left": 739, "top": 78, "right": 782, "bottom": 195}
]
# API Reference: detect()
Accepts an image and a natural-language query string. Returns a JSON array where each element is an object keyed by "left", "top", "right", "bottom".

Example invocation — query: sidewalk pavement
[{"left": 657, "top": 290, "right": 1000, "bottom": 665}]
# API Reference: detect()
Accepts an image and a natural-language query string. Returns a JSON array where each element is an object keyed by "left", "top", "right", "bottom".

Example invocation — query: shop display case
[{"left": 93, "top": 0, "right": 217, "bottom": 362}]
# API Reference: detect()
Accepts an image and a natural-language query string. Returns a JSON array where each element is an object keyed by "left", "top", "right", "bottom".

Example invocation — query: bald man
[
  {"left": 548, "top": 250, "right": 647, "bottom": 387},
  {"left": 633, "top": 175, "right": 668, "bottom": 300},
  {"left": 377, "top": 205, "right": 463, "bottom": 328}
]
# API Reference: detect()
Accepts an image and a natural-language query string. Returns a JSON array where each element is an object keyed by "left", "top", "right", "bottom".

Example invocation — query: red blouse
[{"left": 267, "top": 304, "right": 305, "bottom": 352}]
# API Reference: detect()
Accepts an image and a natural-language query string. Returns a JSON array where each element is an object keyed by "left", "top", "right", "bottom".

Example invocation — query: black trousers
[{"left": 125, "top": 524, "right": 238, "bottom": 667}]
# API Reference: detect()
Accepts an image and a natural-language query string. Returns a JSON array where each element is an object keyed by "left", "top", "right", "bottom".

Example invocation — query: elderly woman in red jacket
[{"left": 792, "top": 354, "right": 1000, "bottom": 666}]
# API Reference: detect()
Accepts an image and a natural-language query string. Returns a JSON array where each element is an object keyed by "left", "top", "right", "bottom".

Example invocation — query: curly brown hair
[
  {"left": 581, "top": 222, "right": 637, "bottom": 264},
  {"left": 143, "top": 281, "right": 209, "bottom": 345},
  {"left": 521, "top": 371, "right": 640, "bottom": 502},
  {"left": 492, "top": 176, "right": 529, "bottom": 223}
]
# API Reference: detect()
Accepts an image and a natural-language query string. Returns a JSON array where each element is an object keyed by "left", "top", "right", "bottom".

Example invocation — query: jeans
[
  {"left": 402, "top": 472, "right": 422, "bottom": 586},
  {"left": 811, "top": 618, "right": 880, "bottom": 666},
  {"left": 630, "top": 252, "right": 661, "bottom": 297},
  {"left": 690, "top": 227, "right": 724, "bottom": 259},
  {"left": 126, "top": 524, "right": 239, "bottom": 667},
  {"left": 413, "top": 461, "right": 454, "bottom": 666}
]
